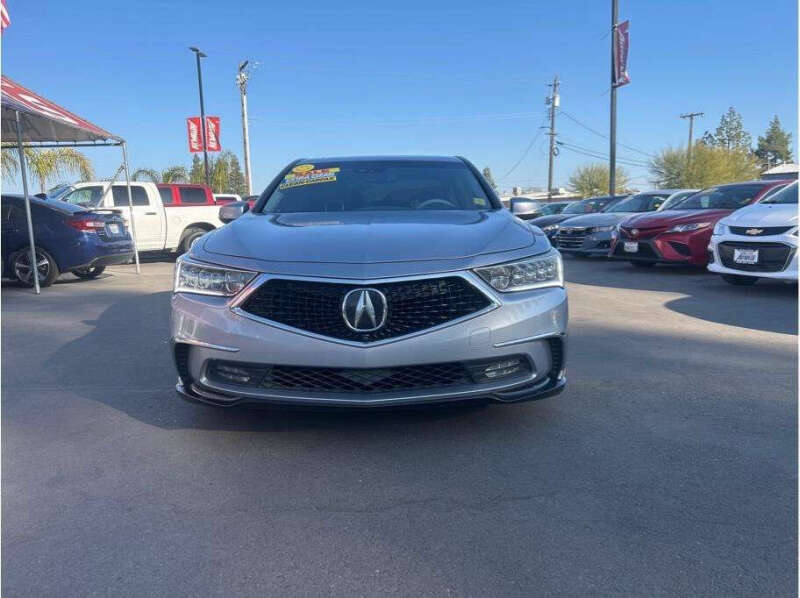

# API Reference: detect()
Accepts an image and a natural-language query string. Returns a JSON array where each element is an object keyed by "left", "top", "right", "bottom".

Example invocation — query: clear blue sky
[{"left": 3, "top": 0, "right": 797, "bottom": 193}]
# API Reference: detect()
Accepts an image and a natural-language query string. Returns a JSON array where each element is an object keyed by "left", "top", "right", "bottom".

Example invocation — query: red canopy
[{"left": 1, "top": 75, "right": 121, "bottom": 144}]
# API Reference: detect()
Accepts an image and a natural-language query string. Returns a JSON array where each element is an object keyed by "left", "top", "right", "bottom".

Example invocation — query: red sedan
[{"left": 610, "top": 180, "right": 790, "bottom": 267}]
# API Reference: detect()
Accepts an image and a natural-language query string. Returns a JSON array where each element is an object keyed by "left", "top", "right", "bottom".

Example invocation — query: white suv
[{"left": 708, "top": 181, "right": 798, "bottom": 285}]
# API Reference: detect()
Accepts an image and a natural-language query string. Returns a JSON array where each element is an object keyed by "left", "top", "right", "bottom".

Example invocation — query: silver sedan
[{"left": 171, "top": 156, "right": 567, "bottom": 408}]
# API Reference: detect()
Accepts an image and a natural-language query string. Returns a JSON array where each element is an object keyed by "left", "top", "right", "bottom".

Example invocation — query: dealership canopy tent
[{"left": 1, "top": 75, "right": 140, "bottom": 293}]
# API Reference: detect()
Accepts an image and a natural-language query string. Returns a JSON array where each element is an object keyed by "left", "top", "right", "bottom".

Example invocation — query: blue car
[{"left": 1, "top": 194, "right": 134, "bottom": 287}]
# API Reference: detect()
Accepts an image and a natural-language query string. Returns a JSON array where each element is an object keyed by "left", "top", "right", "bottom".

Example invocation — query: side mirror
[
  {"left": 509, "top": 198, "right": 541, "bottom": 218},
  {"left": 219, "top": 201, "right": 250, "bottom": 223}
]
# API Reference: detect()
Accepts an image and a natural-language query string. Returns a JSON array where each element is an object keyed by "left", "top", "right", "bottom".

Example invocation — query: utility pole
[
  {"left": 546, "top": 75, "right": 560, "bottom": 199},
  {"left": 237, "top": 60, "right": 254, "bottom": 196},
  {"left": 189, "top": 46, "right": 211, "bottom": 186},
  {"left": 680, "top": 112, "right": 703, "bottom": 167},
  {"left": 609, "top": 0, "right": 618, "bottom": 196}
]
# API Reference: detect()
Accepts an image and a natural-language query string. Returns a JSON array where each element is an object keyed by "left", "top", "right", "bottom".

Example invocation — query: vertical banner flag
[
  {"left": 1, "top": 0, "right": 10, "bottom": 32},
  {"left": 187, "top": 117, "right": 203, "bottom": 152},
  {"left": 204, "top": 116, "right": 221, "bottom": 151},
  {"left": 614, "top": 20, "right": 631, "bottom": 87}
]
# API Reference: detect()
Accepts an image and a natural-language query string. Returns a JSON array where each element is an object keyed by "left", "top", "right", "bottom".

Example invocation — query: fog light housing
[
  {"left": 465, "top": 355, "right": 531, "bottom": 383},
  {"left": 210, "top": 363, "right": 256, "bottom": 384}
]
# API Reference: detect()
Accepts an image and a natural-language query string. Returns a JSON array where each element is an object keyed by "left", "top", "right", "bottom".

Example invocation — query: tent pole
[
  {"left": 121, "top": 142, "right": 141, "bottom": 274},
  {"left": 15, "top": 110, "right": 40, "bottom": 294}
]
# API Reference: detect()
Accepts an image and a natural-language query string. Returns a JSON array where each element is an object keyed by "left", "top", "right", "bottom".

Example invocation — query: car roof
[{"left": 1, "top": 193, "right": 86, "bottom": 214}]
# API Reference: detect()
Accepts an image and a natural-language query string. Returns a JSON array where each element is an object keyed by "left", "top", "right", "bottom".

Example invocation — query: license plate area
[
  {"left": 733, "top": 248, "right": 759, "bottom": 264},
  {"left": 108, "top": 223, "right": 121, "bottom": 235},
  {"left": 624, "top": 241, "right": 638, "bottom": 253}
]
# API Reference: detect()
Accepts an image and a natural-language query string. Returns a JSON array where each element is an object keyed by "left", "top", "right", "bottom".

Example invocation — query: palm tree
[
  {"left": 131, "top": 165, "right": 189, "bottom": 184},
  {"left": 1, "top": 147, "right": 94, "bottom": 193}
]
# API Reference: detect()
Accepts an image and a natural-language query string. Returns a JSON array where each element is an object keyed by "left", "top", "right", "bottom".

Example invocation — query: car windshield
[
  {"left": 605, "top": 193, "right": 670, "bottom": 213},
  {"left": 562, "top": 197, "right": 617, "bottom": 214},
  {"left": 761, "top": 182, "right": 798, "bottom": 204},
  {"left": 261, "top": 160, "right": 493, "bottom": 213},
  {"left": 538, "top": 203, "right": 566, "bottom": 215},
  {"left": 46, "top": 185, "right": 74, "bottom": 201},
  {"left": 677, "top": 184, "right": 763, "bottom": 210},
  {"left": 659, "top": 191, "right": 695, "bottom": 210}
]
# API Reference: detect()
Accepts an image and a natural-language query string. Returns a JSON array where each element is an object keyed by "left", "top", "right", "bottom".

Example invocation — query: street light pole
[
  {"left": 189, "top": 46, "right": 210, "bottom": 186},
  {"left": 237, "top": 60, "right": 253, "bottom": 196},
  {"left": 609, "top": 0, "right": 618, "bottom": 196}
]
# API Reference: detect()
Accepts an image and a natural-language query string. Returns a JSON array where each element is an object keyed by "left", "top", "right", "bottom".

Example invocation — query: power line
[
  {"left": 497, "top": 112, "right": 550, "bottom": 182},
  {"left": 557, "top": 108, "right": 655, "bottom": 158},
  {"left": 556, "top": 141, "right": 650, "bottom": 168}
]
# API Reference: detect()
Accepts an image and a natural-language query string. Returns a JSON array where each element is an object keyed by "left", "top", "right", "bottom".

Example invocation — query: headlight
[
  {"left": 174, "top": 257, "right": 257, "bottom": 296},
  {"left": 667, "top": 222, "right": 711, "bottom": 233},
  {"left": 541, "top": 224, "right": 559, "bottom": 233},
  {"left": 712, "top": 222, "right": 728, "bottom": 236},
  {"left": 474, "top": 251, "right": 563, "bottom": 292},
  {"left": 594, "top": 225, "right": 615, "bottom": 233}
]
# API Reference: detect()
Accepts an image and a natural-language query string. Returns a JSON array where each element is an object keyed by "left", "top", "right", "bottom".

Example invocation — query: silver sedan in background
[{"left": 171, "top": 156, "right": 567, "bottom": 408}]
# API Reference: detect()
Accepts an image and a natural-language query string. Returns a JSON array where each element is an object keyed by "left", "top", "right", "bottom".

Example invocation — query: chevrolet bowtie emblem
[{"left": 745, "top": 228, "right": 764, "bottom": 235}]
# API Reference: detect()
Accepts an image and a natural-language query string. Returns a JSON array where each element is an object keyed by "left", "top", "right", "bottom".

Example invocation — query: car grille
[
  {"left": 729, "top": 225, "right": 794, "bottom": 236},
  {"left": 613, "top": 241, "right": 660, "bottom": 259},
  {"left": 718, "top": 241, "right": 794, "bottom": 272},
  {"left": 556, "top": 227, "right": 590, "bottom": 249},
  {"left": 239, "top": 276, "right": 493, "bottom": 342},
  {"left": 619, "top": 226, "right": 664, "bottom": 240},
  {"left": 206, "top": 356, "right": 531, "bottom": 395}
]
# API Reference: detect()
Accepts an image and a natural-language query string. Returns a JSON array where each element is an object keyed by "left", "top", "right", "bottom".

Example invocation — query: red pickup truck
[{"left": 157, "top": 184, "right": 216, "bottom": 207}]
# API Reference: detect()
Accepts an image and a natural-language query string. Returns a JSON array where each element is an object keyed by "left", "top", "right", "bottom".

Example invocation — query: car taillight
[{"left": 68, "top": 218, "right": 106, "bottom": 232}]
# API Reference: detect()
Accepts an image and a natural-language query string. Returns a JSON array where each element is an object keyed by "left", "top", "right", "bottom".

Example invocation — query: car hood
[
  {"left": 622, "top": 208, "right": 732, "bottom": 228},
  {"left": 528, "top": 213, "right": 580, "bottom": 227},
  {"left": 720, "top": 203, "right": 798, "bottom": 227},
  {"left": 202, "top": 210, "right": 536, "bottom": 264},
  {"left": 555, "top": 212, "right": 631, "bottom": 227}
]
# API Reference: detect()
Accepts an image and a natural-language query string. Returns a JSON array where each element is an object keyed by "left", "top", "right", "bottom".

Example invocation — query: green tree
[
  {"left": 754, "top": 115, "right": 793, "bottom": 168},
  {"left": 482, "top": 166, "right": 497, "bottom": 190},
  {"left": 701, "top": 107, "right": 752, "bottom": 151},
  {"left": 1, "top": 147, "right": 94, "bottom": 193},
  {"left": 567, "top": 163, "right": 629, "bottom": 197},
  {"left": 210, "top": 152, "right": 231, "bottom": 194},
  {"left": 132, "top": 165, "right": 189, "bottom": 184},
  {"left": 189, "top": 154, "right": 205, "bottom": 184},
  {"left": 649, "top": 143, "right": 760, "bottom": 188},
  {"left": 227, "top": 153, "right": 247, "bottom": 195}
]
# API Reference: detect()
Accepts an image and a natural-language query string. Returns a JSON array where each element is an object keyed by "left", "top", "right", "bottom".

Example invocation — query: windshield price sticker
[{"left": 279, "top": 165, "right": 341, "bottom": 190}]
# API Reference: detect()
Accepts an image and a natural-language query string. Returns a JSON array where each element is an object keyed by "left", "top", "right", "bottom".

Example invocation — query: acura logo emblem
[
  {"left": 745, "top": 228, "right": 763, "bottom": 235},
  {"left": 631, "top": 228, "right": 639, "bottom": 236},
  {"left": 342, "top": 288, "right": 388, "bottom": 332}
]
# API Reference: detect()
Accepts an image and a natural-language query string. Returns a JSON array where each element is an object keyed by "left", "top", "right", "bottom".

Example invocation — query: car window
[
  {"left": 562, "top": 197, "right": 616, "bottom": 214},
  {"left": 757, "top": 184, "right": 787, "bottom": 203},
  {"left": 659, "top": 191, "right": 695, "bottom": 210},
  {"left": 63, "top": 186, "right": 104, "bottom": 207},
  {"left": 761, "top": 182, "right": 797, "bottom": 204},
  {"left": 262, "top": 160, "right": 492, "bottom": 213},
  {"left": 178, "top": 187, "right": 208, "bottom": 204},
  {"left": 159, "top": 187, "right": 175, "bottom": 205},
  {"left": 111, "top": 185, "right": 149, "bottom": 207},
  {"left": 607, "top": 193, "right": 669, "bottom": 213},
  {"left": 678, "top": 184, "right": 763, "bottom": 210}
]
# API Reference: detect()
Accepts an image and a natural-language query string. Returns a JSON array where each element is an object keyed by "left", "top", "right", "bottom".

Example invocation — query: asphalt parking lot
[{"left": 2, "top": 256, "right": 796, "bottom": 596}]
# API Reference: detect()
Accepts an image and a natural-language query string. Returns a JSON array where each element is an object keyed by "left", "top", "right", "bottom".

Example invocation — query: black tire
[
  {"left": 12, "top": 247, "right": 59, "bottom": 287},
  {"left": 179, "top": 227, "right": 208, "bottom": 255},
  {"left": 722, "top": 274, "right": 758, "bottom": 286},
  {"left": 71, "top": 265, "right": 106, "bottom": 279},
  {"left": 630, "top": 261, "right": 655, "bottom": 268}
]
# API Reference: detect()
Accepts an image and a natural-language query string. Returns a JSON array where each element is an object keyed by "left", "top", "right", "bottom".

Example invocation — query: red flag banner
[
  {"left": 613, "top": 20, "right": 630, "bottom": 87},
  {"left": 187, "top": 117, "right": 203, "bottom": 152},
  {"left": 1, "top": 0, "right": 10, "bottom": 32},
  {"left": 204, "top": 116, "right": 221, "bottom": 152}
]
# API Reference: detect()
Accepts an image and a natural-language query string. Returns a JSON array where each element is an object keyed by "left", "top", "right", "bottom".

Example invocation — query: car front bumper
[
  {"left": 556, "top": 230, "right": 613, "bottom": 255},
  {"left": 707, "top": 233, "right": 798, "bottom": 280},
  {"left": 171, "top": 272, "right": 568, "bottom": 408},
  {"left": 610, "top": 228, "right": 712, "bottom": 265}
]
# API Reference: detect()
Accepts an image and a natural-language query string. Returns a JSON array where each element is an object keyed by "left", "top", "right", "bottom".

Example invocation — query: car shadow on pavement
[{"left": 564, "top": 257, "right": 797, "bottom": 335}]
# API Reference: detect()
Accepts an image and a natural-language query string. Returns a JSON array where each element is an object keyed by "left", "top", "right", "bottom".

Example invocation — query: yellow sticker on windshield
[
  {"left": 280, "top": 167, "right": 340, "bottom": 190},
  {"left": 292, "top": 164, "right": 315, "bottom": 174},
  {"left": 473, "top": 197, "right": 487, "bottom": 207}
]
